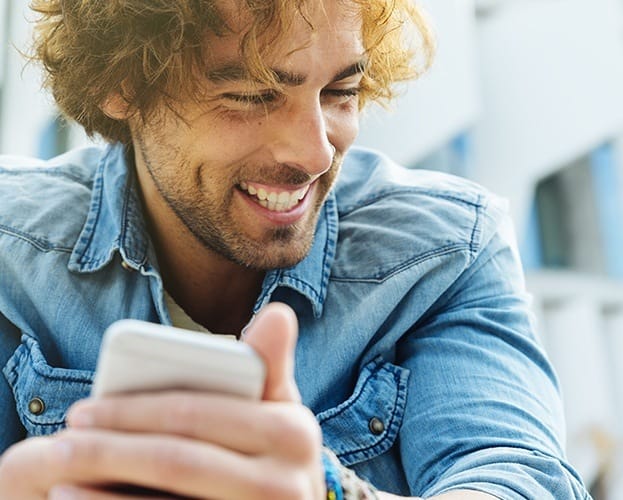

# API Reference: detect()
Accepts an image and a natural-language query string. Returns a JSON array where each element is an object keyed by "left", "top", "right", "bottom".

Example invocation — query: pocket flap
[
  {"left": 3, "top": 335, "right": 94, "bottom": 436},
  {"left": 317, "top": 357, "right": 409, "bottom": 466}
]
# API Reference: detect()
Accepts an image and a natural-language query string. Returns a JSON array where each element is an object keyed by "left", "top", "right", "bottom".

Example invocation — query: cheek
[
  {"left": 196, "top": 119, "right": 266, "bottom": 161},
  {"left": 329, "top": 109, "right": 360, "bottom": 149}
]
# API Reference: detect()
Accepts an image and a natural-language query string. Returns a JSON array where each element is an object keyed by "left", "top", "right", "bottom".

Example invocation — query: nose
[{"left": 269, "top": 100, "right": 335, "bottom": 178}]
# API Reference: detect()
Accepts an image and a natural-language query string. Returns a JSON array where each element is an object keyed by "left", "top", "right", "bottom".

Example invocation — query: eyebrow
[{"left": 207, "top": 59, "right": 367, "bottom": 86}]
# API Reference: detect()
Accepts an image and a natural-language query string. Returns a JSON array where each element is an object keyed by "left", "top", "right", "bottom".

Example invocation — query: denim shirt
[{"left": 0, "top": 144, "right": 590, "bottom": 499}]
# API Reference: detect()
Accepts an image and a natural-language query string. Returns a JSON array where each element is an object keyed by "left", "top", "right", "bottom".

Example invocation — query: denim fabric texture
[{"left": 0, "top": 144, "right": 590, "bottom": 498}]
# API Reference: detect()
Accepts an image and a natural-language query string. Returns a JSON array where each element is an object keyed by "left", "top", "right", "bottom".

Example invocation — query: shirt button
[
  {"left": 368, "top": 417, "right": 385, "bottom": 435},
  {"left": 121, "top": 260, "right": 134, "bottom": 271},
  {"left": 28, "top": 397, "right": 46, "bottom": 415}
]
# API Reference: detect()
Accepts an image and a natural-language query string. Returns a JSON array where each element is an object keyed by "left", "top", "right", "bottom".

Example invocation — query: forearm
[{"left": 378, "top": 490, "right": 499, "bottom": 500}]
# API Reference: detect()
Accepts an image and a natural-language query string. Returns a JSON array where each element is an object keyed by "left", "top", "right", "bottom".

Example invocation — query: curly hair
[{"left": 29, "top": 0, "right": 434, "bottom": 145}]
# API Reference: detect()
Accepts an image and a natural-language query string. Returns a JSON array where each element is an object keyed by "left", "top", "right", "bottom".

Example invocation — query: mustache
[{"left": 238, "top": 158, "right": 338, "bottom": 186}]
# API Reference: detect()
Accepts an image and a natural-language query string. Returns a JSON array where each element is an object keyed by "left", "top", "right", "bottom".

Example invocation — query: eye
[
  {"left": 222, "top": 90, "right": 281, "bottom": 108},
  {"left": 322, "top": 87, "right": 361, "bottom": 105}
]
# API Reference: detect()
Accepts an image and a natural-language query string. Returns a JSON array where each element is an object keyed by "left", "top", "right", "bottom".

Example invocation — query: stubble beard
[
  {"left": 136, "top": 136, "right": 339, "bottom": 270},
  {"left": 173, "top": 195, "right": 324, "bottom": 270}
]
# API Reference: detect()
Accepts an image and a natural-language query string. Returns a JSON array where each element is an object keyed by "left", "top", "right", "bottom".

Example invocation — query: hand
[{"left": 0, "top": 303, "right": 326, "bottom": 499}]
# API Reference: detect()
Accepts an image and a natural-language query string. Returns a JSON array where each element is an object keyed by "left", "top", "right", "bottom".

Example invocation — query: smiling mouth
[{"left": 238, "top": 181, "right": 311, "bottom": 212}]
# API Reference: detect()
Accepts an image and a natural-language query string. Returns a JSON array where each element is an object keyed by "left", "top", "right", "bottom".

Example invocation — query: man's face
[{"left": 129, "top": 1, "right": 363, "bottom": 270}]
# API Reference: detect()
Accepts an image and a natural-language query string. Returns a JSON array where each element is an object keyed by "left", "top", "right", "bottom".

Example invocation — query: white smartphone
[{"left": 91, "top": 319, "right": 266, "bottom": 400}]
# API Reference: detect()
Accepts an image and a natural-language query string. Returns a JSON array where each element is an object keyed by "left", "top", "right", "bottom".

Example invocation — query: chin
[
  {"left": 246, "top": 249, "right": 311, "bottom": 270},
  {"left": 236, "top": 239, "right": 314, "bottom": 270}
]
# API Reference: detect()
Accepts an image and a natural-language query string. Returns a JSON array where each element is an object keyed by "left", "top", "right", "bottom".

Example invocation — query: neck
[
  {"left": 131, "top": 151, "right": 265, "bottom": 334},
  {"left": 154, "top": 231, "right": 265, "bottom": 334},
  {"left": 140, "top": 197, "right": 265, "bottom": 334}
]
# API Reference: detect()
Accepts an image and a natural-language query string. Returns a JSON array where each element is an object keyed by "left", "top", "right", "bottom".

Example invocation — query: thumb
[{"left": 243, "top": 302, "right": 301, "bottom": 402}]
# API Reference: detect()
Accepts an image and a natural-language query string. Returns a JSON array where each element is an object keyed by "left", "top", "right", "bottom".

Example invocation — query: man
[{"left": 0, "top": 0, "right": 590, "bottom": 498}]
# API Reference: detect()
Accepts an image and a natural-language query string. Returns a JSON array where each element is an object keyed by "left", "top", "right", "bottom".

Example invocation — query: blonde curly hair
[{"left": 30, "top": 0, "right": 434, "bottom": 145}]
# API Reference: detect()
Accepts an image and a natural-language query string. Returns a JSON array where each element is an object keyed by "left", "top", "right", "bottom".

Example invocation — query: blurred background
[{"left": 2, "top": 0, "right": 623, "bottom": 497}]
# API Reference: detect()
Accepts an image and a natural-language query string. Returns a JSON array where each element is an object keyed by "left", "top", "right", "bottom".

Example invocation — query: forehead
[{"left": 206, "top": 0, "right": 364, "bottom": 73}]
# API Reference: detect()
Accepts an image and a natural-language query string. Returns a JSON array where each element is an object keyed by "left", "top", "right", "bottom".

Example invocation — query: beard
[
  {"left": 134, "top": 133, "right": 340, "bottom": 270},
  {"left": 165, "top": 190, "right": 326, "bottom": 270}
]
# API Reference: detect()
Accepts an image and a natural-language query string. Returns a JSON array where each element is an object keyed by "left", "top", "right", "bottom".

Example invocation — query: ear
[{"left": 100, "top": 92, "right": 133, "bottom": 120}]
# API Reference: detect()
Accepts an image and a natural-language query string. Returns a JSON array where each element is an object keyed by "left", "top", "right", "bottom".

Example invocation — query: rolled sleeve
[
  {"left": 397, "top": 225, "right": 591, "bottom": 498},
  {"left": 421, "top": 447, "right": 590, "bottom": 499}
]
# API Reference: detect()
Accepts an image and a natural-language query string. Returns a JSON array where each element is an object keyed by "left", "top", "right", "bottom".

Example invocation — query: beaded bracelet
[
  {"left": 322, "top": 448, "right": 344, "bottom": 500},
  {"left": 322, "top": 447, "right": 379, "bottom": 500}
]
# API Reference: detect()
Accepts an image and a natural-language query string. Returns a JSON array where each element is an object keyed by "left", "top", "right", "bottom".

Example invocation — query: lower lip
[{"left": 236, "top": 183, "right": 316, "bottom": 226}]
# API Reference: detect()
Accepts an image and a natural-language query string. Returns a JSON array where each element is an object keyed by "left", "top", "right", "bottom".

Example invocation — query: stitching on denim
[
  {"left": 9, "top": 338, "right": 91, "bottom": 428},
  {"left": 0, "top": 167, "right": 90, "bottom": 186},
  {"left": 274, "top": 196, "right": 338, "bottom": 315},
  {"left": 75, "top": 170, "right": 105, "bottom": 266},
  {"left": 338, "top": 188, "right": 484, "bottom": 218},
  {"left": 0, "top": 225, "right": 73, "bottom": 253},
  {"left": 336, "top": 365, "right": 408, "bottom": 461},
  {"left": 119, "top": 167, "right": 133, "bottom": 258},
  {"left": 26, "top": 342, "right": 94, "bottom": 384},
  {"left": 280, "top": 275, "right": 322, "bottom": 304},
  {"left": 319, "top": 194, "right": 338, "bottom": 310},
  {"left": 4, "top": 347, "right": 29, "bottom": 424},
  {"left": 316, "top": 360, "right": 380, "bottom": 424},
  {"left": 330, "top": 243, "right": 468, "bottom": 283},
  {"left": 3, "top": 344, "right": 62, "bottom": 428},
  {"left": 469, "top": 194, "right": 483, "bottom": 260},
  {"left": 317, "top": 360, "right": 410, "bottom": 462},
  {"left": 119, "top": 167, "right": 148, "bottom": 267}
]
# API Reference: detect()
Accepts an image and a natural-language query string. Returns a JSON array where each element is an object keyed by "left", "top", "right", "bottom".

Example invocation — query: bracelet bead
[
  {"left": 322, "top": 448, "right": 344, "bottom": 500},
  {"left": 322, "top": 447, "right": 379, "bottom": 500}
]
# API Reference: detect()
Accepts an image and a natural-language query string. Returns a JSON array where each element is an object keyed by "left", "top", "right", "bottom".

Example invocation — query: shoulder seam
[
  {"left": 337, "top": 187, "right": 484, "bottom": 218},
  {"left": 330, "top": 243, "right": 470, "bottom": 283},
  {"left": 0, "top": 167, "right": 91, "bottom": 187},
  {"left": 0, "top": 224, "right": 73, "bottom": 253},
  {"left": 468, "top": 194, "right": 484, "bottom": 261}
]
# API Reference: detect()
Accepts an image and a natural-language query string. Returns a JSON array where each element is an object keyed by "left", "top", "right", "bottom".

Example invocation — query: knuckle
[
  {"left": 249, "top": 471, "right": 308, "bottom": 500},
  {"left": 51, "top": 432, "right": 96, "bottom": 473},
  {"left": 167, "top": 394, "right": 201, "bottom": 433},
  {"left": 268, "top": 405, "right": 322, "bottom": 462},
  {"left": 147, "top": 443, "right": 196, "bottom": 483}
]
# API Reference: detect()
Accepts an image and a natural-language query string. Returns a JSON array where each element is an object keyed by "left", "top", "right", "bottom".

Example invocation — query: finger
[
  {"left": 45, "top": 429, "right": 313, "bottom": 500},
  {"left": 243, "top": 302, "right": 300, "bottom": 402},
  {"left": 49, "top": 483, "right": 199, "bottom": 499},
  {"left": 0, "top": 436, "right": 55, "bottom": 497},
  {"left": 67, "top": 393, "right": 320, "bottom": 461},
  {"left": 49, "top": 484, "right": 177, "bottom": 500}
]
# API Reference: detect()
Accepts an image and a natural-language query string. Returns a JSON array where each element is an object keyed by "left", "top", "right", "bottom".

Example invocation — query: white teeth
[{"left": 239, "top": 183, "right": 310, "bottom": 212}]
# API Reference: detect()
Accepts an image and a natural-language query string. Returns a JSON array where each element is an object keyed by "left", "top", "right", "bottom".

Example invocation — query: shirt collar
[
  {"left": 68, "top": 142, "right": 338, "bottom": 318},
  {"left": 255, "top": 192, "right": 338, "bottom": 319},
  {"left": 68, "top": 143, "right": 150, "bottom": 273}
]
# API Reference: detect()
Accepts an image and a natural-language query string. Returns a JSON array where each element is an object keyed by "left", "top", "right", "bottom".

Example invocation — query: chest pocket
[
  {"left": 3, "top": 335, "right": 93, "bottom": 437},
  {"left": 317, "top": 356, "right": 409, "bottom": 467}
]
